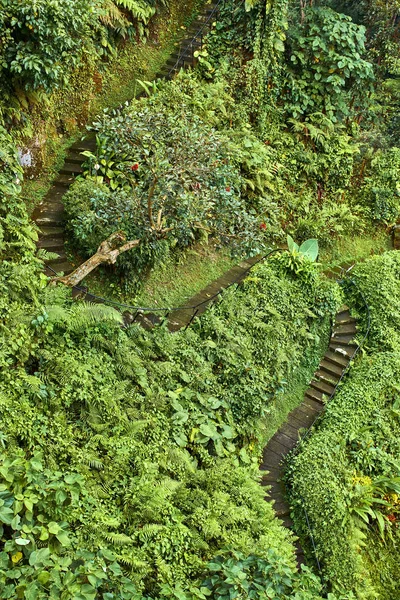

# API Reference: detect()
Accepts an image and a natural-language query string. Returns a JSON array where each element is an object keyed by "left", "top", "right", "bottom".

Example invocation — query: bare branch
[{"left": 50, "top": 231, "right": 140, "bottom": 288}]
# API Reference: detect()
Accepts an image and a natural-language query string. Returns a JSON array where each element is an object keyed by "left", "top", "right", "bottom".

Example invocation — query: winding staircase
[
  {"left": 32, "top": 1, "right": 220, "bottom": 278},
  {"left": 260, "top": 306, "right": 358, "bottom": 567}
]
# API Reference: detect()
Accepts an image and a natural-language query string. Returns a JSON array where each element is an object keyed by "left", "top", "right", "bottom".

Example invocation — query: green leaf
[
  {"left": 15, "top": 537, "right": 30, "bottom": 546},
  {"left": 287, "top": 234, "right": 299, "bottom": 253},
  {"left": 299, "top": 238, "right": 319, "bottom": 262}
]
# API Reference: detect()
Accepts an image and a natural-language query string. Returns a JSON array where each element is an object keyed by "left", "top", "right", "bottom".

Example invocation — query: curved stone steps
[
  {"left": 394, "top": 224, "right": 400, "bottom": 250},
  {"left": 260, "top": 305, "right": 358, "bottom": 568},
  {"left": 32, "top": 1, "right": 219, "bottom": 278}
]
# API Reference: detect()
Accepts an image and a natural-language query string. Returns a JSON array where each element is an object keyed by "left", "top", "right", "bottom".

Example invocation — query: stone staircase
[
  {"left": 260, "top": 305, "right": 358, "bottom": 567},
  {"left": 32, "top": 1, "right": 219, "bottom": 278},
  {"left": 394, "top": 224, "right": 400, "bottom": 250}
]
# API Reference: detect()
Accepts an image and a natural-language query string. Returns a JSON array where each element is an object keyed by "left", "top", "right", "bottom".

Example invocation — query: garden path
[
  {"left": 260, "top": 306, "right": 358, "bottom": 568},
  {"left": 32, "top": 1, "right": 219, "bottom": 277}
]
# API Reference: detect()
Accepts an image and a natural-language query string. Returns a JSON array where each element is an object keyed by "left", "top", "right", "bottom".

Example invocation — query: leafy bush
[
  {"left": 288, "top": 351, "right": 400, "bottom": 599},
  {"left": 359, "top": 148, "right": 400, "bottom": 224},
  {"left": 343, "top": 251, "right": 400, "bottom": 352},
  {"left": 0, "top": 0, "right": 101, "bottom": 93},
  {"left": 285, "top": 7, "right": 374, "bottom": 120},
  {"left": 64, "top": 79, "right": 273, "bottom": 287}
]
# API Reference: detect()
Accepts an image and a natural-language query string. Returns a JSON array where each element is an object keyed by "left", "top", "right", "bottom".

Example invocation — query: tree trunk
[{"left": 50, "top": 231, "right": 140, "bottom": 288}]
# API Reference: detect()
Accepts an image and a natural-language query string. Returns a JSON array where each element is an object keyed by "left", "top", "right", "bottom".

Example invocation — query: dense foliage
[
  {"left": 1, "top": 0, "right": 400, "bottom": 597},
  {"left": 288, "top": 252, "right": 400, "bottom": 599},
  {"left": 0, "top": 215, "right": 341, "bottom": 597}
]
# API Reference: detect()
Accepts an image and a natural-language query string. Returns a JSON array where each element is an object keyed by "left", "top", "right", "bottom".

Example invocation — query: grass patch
[
  {"left": 79, "top": 242, "right": 236, "bottom": 308},
  {"left": 319, "top": 228, "right": 392, "bottom": 270}
]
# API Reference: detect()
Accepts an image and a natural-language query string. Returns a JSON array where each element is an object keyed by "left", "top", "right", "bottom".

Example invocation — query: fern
[{"left": 103, "top": 532, "right": 133, "bottom": 546}]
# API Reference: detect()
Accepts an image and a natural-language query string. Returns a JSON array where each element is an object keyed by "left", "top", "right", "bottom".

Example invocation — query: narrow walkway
[
  {"left": 394, "top": 224, "right": 400, "bottom": 250},
  {"left": 32, "top": 1, "right": 218, "bottom": 277},
  {"left": 260, "top": 305, "right": 358, "bottom": 567}
]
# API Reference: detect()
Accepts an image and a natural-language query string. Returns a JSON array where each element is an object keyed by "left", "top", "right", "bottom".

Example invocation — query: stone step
[
  {"left": 280, "top": 421, "right": 301, "bottom": 442},
  {"left": 305, "top": 387, "right": 326, "bottom": 404},
  {"left": 314, "top": 368, "right": 340, "bottom": 386},
  {"left": 46, "top": 251, "right": 68, "bottom": 264},
  {"left": 333, "top": 323, "right": 357, "bottom": 336},
  {"left": 37, "top": 238, "right": 64, "bottom": 250},
  {"left": 54, "top": 174, "right": 76, "bottom": 187},
  {"left": 273, "top": 500, "right": 290, "bottom": 517},
  {"left": 328, "top": 341, "right": 358, "bottom": 359},
  {"left": 287, "top": 407, "right": 316, "bottom": 430},
  {"left": 324, "top": 349, "right": 349, "bottom": 368},
  {"left": 310, "top": 378, "right": 336, "bottom": 396},
  {"left": 335, "top": 313, "right": 356, "bottom": 326},
  {"left": 36, "top": 213, "right": 65, "bottom": 227},
  {"left": 319, "top": 359, "right": 344, "bottom": 379},
  {"left": 331, "top": 332, "right": 357, "bottom": 345},
  {"left": 66, "top": 151, "right": 86, "bottom": 165},
  {"left": 60, "top": 162, "right": 84, "bottom": 175},
  {"left": 43, "top": 184, "right": 67, "bottom": 202},
  {"left": 302, "top": 396, "right": 325, "bottom": 413},
  {"left": 47, "top": 261, "right": 73, "bottom": 275},
  {"left": 70, "top": 135, "right": 96, "bottom": 152},
  {"left": 38, "top": 226, "right": 64, "bottom": 238},
  {"left": 261, "top": 448, "right": 284, "bottom": 470}
]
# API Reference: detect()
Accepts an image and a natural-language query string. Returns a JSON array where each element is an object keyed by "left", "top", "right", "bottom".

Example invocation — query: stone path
[
  {"left": 394, "top": 224, "right": 400, "bottom": 250},
  {"left": 260, "top": 305, "right": 358, "bottom": 567},
  {"left": 32, "top": 1, "right": 219, "bottom": 277}
]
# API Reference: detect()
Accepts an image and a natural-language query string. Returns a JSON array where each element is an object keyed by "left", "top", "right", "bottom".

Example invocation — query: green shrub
[
  {"left": 0, "top": 257, "right": 338, "bottom": 596},
  {"left": 284, "top": 7, "right": 374, "bottom": 120},
  {"left": 359, "top": 148, "right": 400, "bottom": 224},
  {"left": 288, "top": 252, "right": 400, "bottom": 598},
  {"left": 343, "top": 251, "right": 400, "bottom": 352},
  {"left": 0, "top": 0, "right": 101, "bottom": 93}
]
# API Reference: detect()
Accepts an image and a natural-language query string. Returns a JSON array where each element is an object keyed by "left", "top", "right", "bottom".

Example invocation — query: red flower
[
  {"left": 388, "top": 514, "right": 397, "bottom": 522},
  {"left": 194, "top": 182, "right": 201, "bottom": 190},
  {"left": 131, "top": 163, "right": 139, "bottom": 171},
  {"left": 260, "top": 222, "right": 267, "bottom": 230},
  {"left": 225, "top": 186, "right": 231, "bottom": 192}
]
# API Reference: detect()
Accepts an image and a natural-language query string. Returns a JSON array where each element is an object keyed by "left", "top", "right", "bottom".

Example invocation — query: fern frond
[{"left": 103, "top": 532, "right": 133, "bottom": 546}]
